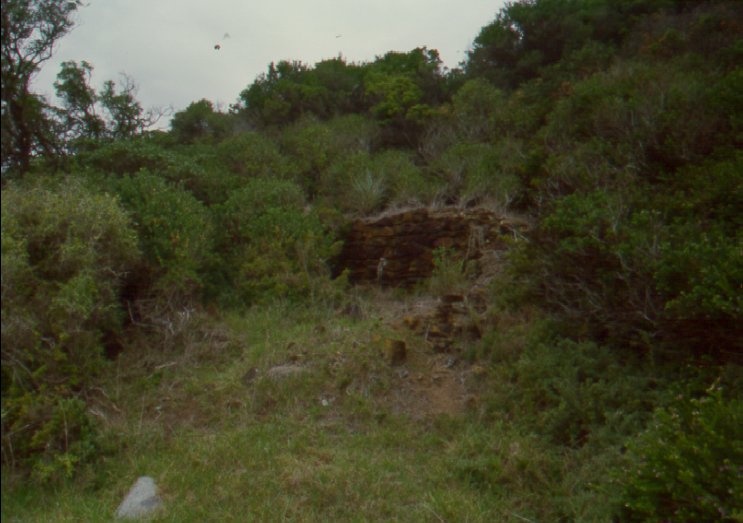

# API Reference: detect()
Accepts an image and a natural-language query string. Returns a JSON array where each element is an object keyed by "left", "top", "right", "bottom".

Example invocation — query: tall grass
[{"left": 3, "top": 293, "right": 738, "bottom": 521}]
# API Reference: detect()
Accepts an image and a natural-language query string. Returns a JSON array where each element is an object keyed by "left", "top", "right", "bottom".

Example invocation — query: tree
[
  {"left": 239, "top": 60, "right": 324, "bottom": 127},
  {"left": 465, "top": 0, "right": 627, "bottom": 89},
  {"left": 53, "top": 61, "right": 167, "bottom": 149},
  {"left": 170, "top": 99, "right": 233, "bottom": 144},
  {"left": 98, "top": 75, "right": 164, "bottom": 139},
  {"left": 1, "top": 0, "right": 82, "bottom": 174},
  {"left": 54, "top": 60, "right": 105, "bottom": 144}
]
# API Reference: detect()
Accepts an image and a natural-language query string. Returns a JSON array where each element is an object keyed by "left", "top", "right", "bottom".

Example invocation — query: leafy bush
[
  {"left": 280, "top": 115, "right": 382, "bottom": 199},
  {"left": 490, "top": 339, "right": 656, "bottom": 448},
  {"left": 524, "top": 152, "right": 742, "bottom": 353},
  {"left": 113, "top": 170, "right": 213, "bottom": 298},
  {"left": 213, "top": 177, "right": 340, "bottom": 305},
  {"left": 280, "top": 118, "right": 336, "bottom": 197},
  {"left": 427, "top": 247, "right": 468, "bottom": 295},
  {"left": 170, "top": 99, "right": 234, "bottom": 144},
  {"left": 373, "top": 150, "right": 431, "bottom": 208},
  {"left": 80, "top": 138, "right": 175, "bottom": 176},
  {"left": 431, "top": 142, "right": 520, "bottom": 207},
  {"left": 323, "top": 114, "right": 380, "bottom": 155},
  {"left": 216, "top": 132, "right": 292, "bottom": 180},
  {"left": 450, "top": 78, "right": 507, "bottom": 142},
  {"left": 79, "top": 138, "right": 239, "bottom": 205},
  {"left": 320, "top": 150, "right": 431, "bottom": 214},
  {"left": 346, "top": 168, "right": 387, "bottom": 215},
  {"left": 617, "top": 385, "right": 743, "bottom": 521},
  {"left": 1, "top": 178, "right": 139, "bottom": 479}
]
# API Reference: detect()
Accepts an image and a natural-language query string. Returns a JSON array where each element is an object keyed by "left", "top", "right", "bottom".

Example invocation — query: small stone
[
  {"left": 465, "top": 395, "right": 480, "bottom": 409},
  {"left": 426, "top": 324, "right": 448, "bottom": 338},
  {"left": 402, "top": 315, "right": 420, "bottom": 330},
  {"left": 241, "top": 367, "right": 259, "bottom": 386},
  {"left": 441, "top": 294, "right": 465, "bottom": 303},
  {"left": 382, "top": 339, "right": 407, "bottom": 366},
  {"left": 470, "top": 364, "right": 488, "bottom": 379},
  {"left": 266, "top": 364, "right": 306, "bottom": 379},
  {"left": 116, "top": 476, "right": 162, "bottom": 520}
]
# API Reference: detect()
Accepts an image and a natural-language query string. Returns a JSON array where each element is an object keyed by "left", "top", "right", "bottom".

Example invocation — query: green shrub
[
  {"left": 617, "top": 385, "right": 743, "bottom": 521},
  {"left": 373, "top": 150, "right": 431, "bottom": 208},
  {"left": 525, "top": 153, "right": 742, "bottom": 353},
  {"left": 113, "top": 170, "right": 213, "bottom": 298},
  {"left": 216, "top": 132, "right": 292, "bottom": 180},
  {"left": 495, "top": 339, "right": 656, "bottom": 448},
  {"left": 427, "top": 247, "right": 468, "bottom": 295},
  {"left": 213, "top": 177, "right": 340, "bottom": 305},
  {"left": 651, "top": 156, "right": 743, "bottom": 350},
  {"left": 170, "top": 99, "right": 234, "bottom": 144},
  {"left": 320, "top": 150, "right": 431, "bottom": 214},
  {"left": 451, "top": 78, "right": 507, "bottom": 141},
  {"left": 430, "top": 142, "right": 520, "bottom": 207},
  {"left": 78, "top": 138, "right": 240, "bottom": 205},
  {"left": 1, "top": 178, "right": 139, "bottom": 479},
  {"left": 347, "top": 168, "right": 387, "bottom": 215},
  {"left": 280, "top": 118, "right": 336, "bottom": 197},
  {"left": 80, "top": 138, "right": 174, "bottom": 176},
  {"left": 323, "top": 114, "right": 380, "bottom": 155}
]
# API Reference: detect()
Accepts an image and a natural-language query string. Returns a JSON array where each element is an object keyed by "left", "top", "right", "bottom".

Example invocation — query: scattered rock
[
  {"left": 241, "top": 367, "right": 259, "bottom": 386},
  {"left": 402, "top": 315, "right": 420, "bottom": 330},
  {"left": 397, "top": 293, "right": 483, "bottom": 353},
  {"left": 266, "top": 363, "right": 307, "bottom": 380},
  {"left": 340, "top": 301, "right": 364, "bottom": 320},
  {"left": 470, "top": 364, "right": 488, "bottom": 379},
  {"left": 441, "top": 293, "right": 465, "bottom": 304},
  {"left": 382, "top": 339, "right": 407, "bottom": 366},
  {"left": 465, "top": 394, "right": 480, "bottom": 409},
  {"left": 116, "top": 476, "right": 162, "bottom": 520}
]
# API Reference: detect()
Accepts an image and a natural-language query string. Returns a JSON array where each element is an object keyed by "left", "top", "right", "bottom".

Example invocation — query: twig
[
  {"left": 154, "top": 361, "right": 178, "bottom": 371},
  {"left": 422, "top": 503, "right": 446, "bottom": 523}
]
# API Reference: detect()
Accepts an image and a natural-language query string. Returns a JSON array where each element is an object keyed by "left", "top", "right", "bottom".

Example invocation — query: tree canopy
[{"left": 1, "top": 0, "right": 82, "bottom": 173}]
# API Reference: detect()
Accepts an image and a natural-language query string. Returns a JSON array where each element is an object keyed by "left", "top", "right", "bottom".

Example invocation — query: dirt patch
[
  {"left": 386, "top": 350, "right": 470, "bottom": 419},
  {"left": 351, "top": 292, "right": 487, "bottom": 420}
]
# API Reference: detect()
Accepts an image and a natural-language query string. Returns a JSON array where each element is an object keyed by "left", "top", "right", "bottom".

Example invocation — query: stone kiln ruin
[{"left": 335, "top": 207, "right": 528, "bottom": 287}]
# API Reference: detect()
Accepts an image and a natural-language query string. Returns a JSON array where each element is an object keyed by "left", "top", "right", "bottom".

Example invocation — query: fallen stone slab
[
  {"left": 266, "top": 363, "right": 307, "bottom": 379},
  {"left": 116, "top": 476, "right": 163, "bottom": 520}
]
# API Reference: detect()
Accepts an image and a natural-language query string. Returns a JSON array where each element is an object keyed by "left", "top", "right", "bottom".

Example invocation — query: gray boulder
[{"left": 116, "top": 476, "right": 163, "bottom": 520}]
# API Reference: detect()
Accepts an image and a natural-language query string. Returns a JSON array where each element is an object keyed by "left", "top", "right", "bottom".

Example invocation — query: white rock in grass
[
  {"left": 116, "top": 476, "right": 163, "bottom": 520},
  {"left": 266, "top": 363, "right": 307, "bottom": 379}
]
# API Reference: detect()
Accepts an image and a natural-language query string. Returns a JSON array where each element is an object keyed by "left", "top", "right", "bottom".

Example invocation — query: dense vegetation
[{"left": 2, "top": 0, "right": 741, "bottom": 520}]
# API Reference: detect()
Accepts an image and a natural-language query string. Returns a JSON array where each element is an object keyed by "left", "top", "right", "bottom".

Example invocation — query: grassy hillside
[{"left": 2, "top": 0, "right": 742, "bottom": 520}]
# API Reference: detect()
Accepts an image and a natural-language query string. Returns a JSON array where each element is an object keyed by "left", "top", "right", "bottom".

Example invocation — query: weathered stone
[
  {"left": 116, "top": 476, "right": 162, "bottom": 520},
  {"left": 383, "top": 339, "right": 407, "bottom": 366},
  {"left": 266, "top": 364, "right": 307, "bottom": 379},
  {"left": 335, "top": 207, "right": 514, "bottom": 287},
  {"left": 402, "top": 315, "right": 420, "bottom": 330},
  {"left": 241, "top": 367, "right": 259, "bottom": 386}
]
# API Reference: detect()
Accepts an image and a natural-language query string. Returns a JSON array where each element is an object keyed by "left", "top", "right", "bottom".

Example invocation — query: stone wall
[{"left": 335, "top": 207, "right": 527, "bottom": 287}]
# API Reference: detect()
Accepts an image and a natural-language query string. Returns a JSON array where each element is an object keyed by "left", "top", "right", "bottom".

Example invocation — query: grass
[
  {"left": 0, "top": 296, "right": 499, "bottom": 522},
  {"left": 3, "top": 288, "right": 737, "bottom": 522},
  {"left": 0, "top": 297, "right": 579, "bottom": 521}
]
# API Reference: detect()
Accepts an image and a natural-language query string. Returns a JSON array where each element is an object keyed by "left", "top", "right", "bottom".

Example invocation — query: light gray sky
[{"left": 33, "top": 0, "right": 504, "bottom": 126}]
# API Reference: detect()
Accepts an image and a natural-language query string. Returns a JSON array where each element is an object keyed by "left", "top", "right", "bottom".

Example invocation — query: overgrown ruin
[{"left": 335, "top": 207, "right": 529, "bottom": 287}]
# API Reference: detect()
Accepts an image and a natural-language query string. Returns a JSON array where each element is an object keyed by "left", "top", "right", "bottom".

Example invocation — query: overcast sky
[{"left": 33, "top": 0, "right": 505, "bottom": 127}]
